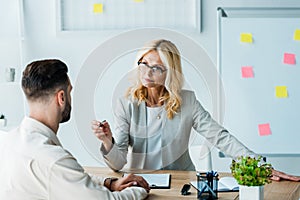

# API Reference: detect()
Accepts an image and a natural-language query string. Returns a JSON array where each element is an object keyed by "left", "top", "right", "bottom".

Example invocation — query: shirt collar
[{"left": 21, "top": 116, "right": 62, "bottom": 146}]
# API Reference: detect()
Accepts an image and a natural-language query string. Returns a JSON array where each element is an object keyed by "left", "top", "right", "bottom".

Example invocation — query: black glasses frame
[{"left": 137, "top": 61, "right": 167, "bottom": 75}]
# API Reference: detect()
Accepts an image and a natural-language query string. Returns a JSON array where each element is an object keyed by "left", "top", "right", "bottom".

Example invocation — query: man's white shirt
[{"left": 0, "top": 117, "right": 147, "bottom": 200}]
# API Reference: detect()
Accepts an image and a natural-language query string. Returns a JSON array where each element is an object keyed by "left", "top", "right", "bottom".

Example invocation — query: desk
[{"left": 84, "top": 167, "right": 300, "bottom": 200}]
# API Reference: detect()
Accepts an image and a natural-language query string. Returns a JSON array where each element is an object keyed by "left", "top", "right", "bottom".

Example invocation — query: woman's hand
[
  {"left": 91, "top": 120, "right": 113, "bottom": 152},
  {"left": 271, "top": 169, "right": 300, "bottom": 181},
  {"left": 111, "top": 174, "right": 151, "bottom": 193}
]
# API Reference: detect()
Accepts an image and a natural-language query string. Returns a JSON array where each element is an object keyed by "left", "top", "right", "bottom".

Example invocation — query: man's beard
[{"left": 60, "top": 100, "right": 71, "bottom": 123}]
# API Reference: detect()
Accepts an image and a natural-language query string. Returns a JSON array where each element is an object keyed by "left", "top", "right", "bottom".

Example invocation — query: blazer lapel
[{"left": 129, "top": 101, "right": 147, "bottom": 169}]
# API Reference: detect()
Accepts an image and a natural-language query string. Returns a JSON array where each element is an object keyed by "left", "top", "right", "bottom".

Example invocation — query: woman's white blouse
[{"left": 144, "top": 106, "right": 164, "bottom": 169}]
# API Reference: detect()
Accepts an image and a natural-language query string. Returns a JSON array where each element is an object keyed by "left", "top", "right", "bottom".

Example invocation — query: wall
[
  {"left": 0, "top": 0, "right": 24, "bottom": 130},
  {"left": 1, "top": 0, "right": 300, "bottom": 174}
]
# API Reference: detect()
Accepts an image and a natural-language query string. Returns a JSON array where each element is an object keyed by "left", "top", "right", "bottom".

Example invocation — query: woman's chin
[
  {"left": 142, "top": 83, "right": 163, "bottom": 88},
  {"left": 142, "top": 82, "right": 154, "bottom": 87}
]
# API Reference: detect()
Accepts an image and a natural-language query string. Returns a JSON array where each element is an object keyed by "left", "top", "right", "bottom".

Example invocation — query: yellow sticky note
[
  {"left": 240, "top": 33, "right": 253, "bottom": 43},
  {"left": 275, "top": 86, "right": 288, "bottom": 98},
  {"left": 134, "top": 0, "right": 144, "bottom": 2},
  {"left": 294, "top": 29, "right": 300, "bottom": 41},
  {"left": 93, "top": 3, "right": 103, "bottom": 13}
]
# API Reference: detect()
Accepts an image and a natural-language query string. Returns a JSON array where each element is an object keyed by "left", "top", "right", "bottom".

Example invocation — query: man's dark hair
[{"left": 22, "top": 59, "right": 69, "bottom": 101}]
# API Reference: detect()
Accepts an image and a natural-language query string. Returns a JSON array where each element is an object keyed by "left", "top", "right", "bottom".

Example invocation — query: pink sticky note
[
  {"left": 241, "top": 66, "right": 254, "bottom": 78},
  {"left": 283, "top": 53, "right": 296, "bottom": 65},
  {"left": 258, "top": 123, "right": 271, "bottom": 136}
]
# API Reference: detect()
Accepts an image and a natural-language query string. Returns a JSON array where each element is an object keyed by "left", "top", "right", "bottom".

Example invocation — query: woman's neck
[{"left": 146, "top": 86, "right": 165, "bottom": 107}]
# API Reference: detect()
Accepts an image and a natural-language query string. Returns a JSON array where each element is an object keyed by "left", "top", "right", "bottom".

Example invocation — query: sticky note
[
  {"left": 275, "top": 86, "right": 288, "bottom": 98},
  {"left": 283, "top": 53, "right": 296, "bottom": 65},
  {"left": 258, "top": 123, "right": 271, "bottom": 136},
  {"left": 240, "top": 33, "right": 253, "bottom": 43},
  {"left": 93, "top": 3, "right": 103, "bottom": 13},
  {"left": 294, "top": 29, "right": 300, "bottom": 41},
  {"left": 241, "top": 66, "right": 254, "bottom": 78},
  {"left": 134, "top": 0, "right": 144, "bottom": 2}
]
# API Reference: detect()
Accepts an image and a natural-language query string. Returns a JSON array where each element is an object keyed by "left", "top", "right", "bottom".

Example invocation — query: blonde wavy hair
[{"left": 126, "top": 39, "right": 184, "bottom": 119}]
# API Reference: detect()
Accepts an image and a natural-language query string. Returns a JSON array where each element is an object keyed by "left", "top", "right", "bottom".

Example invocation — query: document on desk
[
  {"left": 123, "top": 173, "right": 171, "bottom": 189},
  {"left": 190, "top": 177, "right": 239, "bottom": 192}
]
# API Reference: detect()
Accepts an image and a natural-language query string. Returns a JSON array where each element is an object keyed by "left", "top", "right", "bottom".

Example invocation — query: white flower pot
[
  {"left": 239, "top": 185, "right": 264, "bottom": 200},
  {"left": 0, "top": 119, "right": 7, "bottom": 127}
]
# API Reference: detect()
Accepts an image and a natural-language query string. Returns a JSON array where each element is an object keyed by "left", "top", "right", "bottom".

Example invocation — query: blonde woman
[
  {"left": 91, "top": 39, "right": 252, "bottom": 170},
  {"left": 91, "top": 39, "right": 300, "bottom": 181}
]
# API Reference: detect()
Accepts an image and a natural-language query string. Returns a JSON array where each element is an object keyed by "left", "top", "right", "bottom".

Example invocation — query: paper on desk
[
  {"left": 217, "top": 177, "right": 239, "bottom": 191},
  {"left": 123, "top": 173, "right": 171, "bottom": 189}
]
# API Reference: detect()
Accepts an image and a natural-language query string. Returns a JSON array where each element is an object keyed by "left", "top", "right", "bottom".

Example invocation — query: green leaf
[{"left": 230, "top": 156, "right": 272, "bottom": 186}]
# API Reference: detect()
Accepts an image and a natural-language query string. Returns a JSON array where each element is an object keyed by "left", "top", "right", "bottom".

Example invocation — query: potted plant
[
  {"left": 230, "top": 156, "right": 272, "bottom": 200},
  {"left": 0, "top": 114, "right": 7, "bottom": 127}
]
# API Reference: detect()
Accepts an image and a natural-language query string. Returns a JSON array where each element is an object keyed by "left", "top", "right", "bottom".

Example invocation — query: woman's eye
[
  {"left": 153, "top": 67, "right": 162, "bottom": 72},
  {"left": 152, "top": 67, "right": 158, "bottom": 71}
]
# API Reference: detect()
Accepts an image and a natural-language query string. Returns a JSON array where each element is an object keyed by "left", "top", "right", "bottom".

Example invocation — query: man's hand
[
  {"left": 271, "top": 169, "right": 300, "bottom": 181},
  {"left": 111, "top": 174, "right": 151, "bottom": 193}
]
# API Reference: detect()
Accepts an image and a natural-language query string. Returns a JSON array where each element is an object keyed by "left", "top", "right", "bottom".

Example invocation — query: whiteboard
[
  {"left": 217, "top": 8, "right": 300, "bottom": 155},
  {"left": 57, "top": 0, "right": 201, "bottom": 32}
]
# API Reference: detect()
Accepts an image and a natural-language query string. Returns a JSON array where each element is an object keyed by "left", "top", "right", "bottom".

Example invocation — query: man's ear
[{"left": 56, "top": 90, "right": 66, "bottom": 107}]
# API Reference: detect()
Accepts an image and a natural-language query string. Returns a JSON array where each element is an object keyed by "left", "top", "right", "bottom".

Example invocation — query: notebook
[
  {"left": 123, "top": 173, "right": 171, "bottom": 189},
  {"left": 190, "top": 177, "right": 239, "bottom": 192}
]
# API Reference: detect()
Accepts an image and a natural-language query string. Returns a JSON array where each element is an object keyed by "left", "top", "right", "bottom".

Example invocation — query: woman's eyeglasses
[{"left": 138, "top": 61, "right": 167, "bottom": 76}]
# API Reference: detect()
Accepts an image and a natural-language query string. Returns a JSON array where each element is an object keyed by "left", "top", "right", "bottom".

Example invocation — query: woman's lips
[{"left": 144, "top": 78, "right": 154, "bottom": 83}]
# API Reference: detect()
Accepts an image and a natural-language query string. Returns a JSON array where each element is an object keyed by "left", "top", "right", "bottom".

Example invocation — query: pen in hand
[
  {"left": 99, "top": 120, "right": 106, "bottom": 127},
  {"left": 93, "top": 119, "right": 113, "bottom": 151}
]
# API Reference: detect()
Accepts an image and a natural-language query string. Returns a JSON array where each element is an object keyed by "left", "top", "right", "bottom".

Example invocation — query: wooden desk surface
[{"left": 84, "top": 167, "right": 300, "bottom": 200}]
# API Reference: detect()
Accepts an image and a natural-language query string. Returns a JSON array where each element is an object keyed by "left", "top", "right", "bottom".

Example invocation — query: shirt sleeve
[
  {"left": 100, "top": 97, "right": 130, "bottom": 171},
  {"left": 190, "top": 91, "right": 259, "bottom": 159},
  {"left": 48, "top": 153, "right": 147, "bottom": 200}
]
